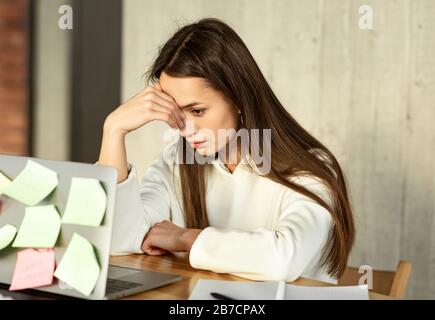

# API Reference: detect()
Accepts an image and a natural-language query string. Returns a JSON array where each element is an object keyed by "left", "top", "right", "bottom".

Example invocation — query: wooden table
[{"left": 110, "top": 253, "right": 392, "bottom": 300}]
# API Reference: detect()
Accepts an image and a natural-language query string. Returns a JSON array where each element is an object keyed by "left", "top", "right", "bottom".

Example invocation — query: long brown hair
[{"left": 146, "top": 18, "right": 355, "bottom": 278}]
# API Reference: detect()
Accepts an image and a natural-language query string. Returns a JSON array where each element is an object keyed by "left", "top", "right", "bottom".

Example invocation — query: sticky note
[
  {"left": 13, "top": 205, "right": 61, "bottom": 248},
  {"left": 0, "top": 224, "right": 17, "bottom": 250},
  {"left": 54, "top": 233, "right": 100, "bottom": 296},
  {"left": 62, "top": 177, "right": 107, "bottom": 227},
  {"left": 1, "top": 160, "right": 58, "bottom": 206},
  {"left": 0, "top": 171, "right": 11, "bottom": 194},
  {"left": 9, "top": 248, "right": 55, "bottom": 291}
]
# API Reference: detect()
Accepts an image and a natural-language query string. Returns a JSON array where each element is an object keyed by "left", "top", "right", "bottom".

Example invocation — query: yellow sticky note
[
  {"left": 62, "top": 177, "right": 107, "bottom": 227},
  {"left": 0, "top": 224, "right": 17, "bottom": 250},
  {"left": 0, "top": 171, "right": 11, "bottom": 194},
  {"left": 54, "top": 233, "right": 100, "bottom": 296},
  {"left": 12, "top": 205, "right": 61, "bottom": 248},
  {"left": 1, "top": 160, "right": 58, "bottom": 206}
]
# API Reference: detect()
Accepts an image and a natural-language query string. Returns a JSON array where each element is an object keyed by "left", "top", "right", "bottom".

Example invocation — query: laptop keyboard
[{"left": 106, "top": 278, "right": 143, "bottom": 294}]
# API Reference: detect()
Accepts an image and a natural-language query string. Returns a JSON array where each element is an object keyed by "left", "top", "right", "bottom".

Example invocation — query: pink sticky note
[{"left": 9, "top": 248, "right": 55, "bottom": 291}]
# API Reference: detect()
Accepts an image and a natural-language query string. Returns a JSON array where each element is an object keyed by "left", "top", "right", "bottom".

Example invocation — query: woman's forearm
[
  {"left": 98, "top": 120, "right": 129, "bottom": 183},
  {"left": 97, "top": 84, "right": 185, "bottom": 184}
]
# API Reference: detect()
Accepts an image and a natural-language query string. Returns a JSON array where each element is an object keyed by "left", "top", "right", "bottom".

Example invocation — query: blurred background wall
[
  {"left": 0, "top": 0, "right": 434, "bottom": 298},
  {"left": 33, "top": 0, "right": 71, "bottom": 160}
]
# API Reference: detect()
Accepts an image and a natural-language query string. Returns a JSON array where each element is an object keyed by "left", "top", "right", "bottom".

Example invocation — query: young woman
[{"left": 98, "top": 18, "right": 355, "bottom": 283}]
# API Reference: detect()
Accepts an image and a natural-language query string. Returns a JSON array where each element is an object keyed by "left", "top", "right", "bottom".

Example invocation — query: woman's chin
[{"left": 195, "top": 148, "right": 209, "bottom": 157}]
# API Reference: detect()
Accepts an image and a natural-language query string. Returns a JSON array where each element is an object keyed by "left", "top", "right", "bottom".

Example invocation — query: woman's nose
[{"left": 180, "top": 118, "right": 197, "bottom": 137}]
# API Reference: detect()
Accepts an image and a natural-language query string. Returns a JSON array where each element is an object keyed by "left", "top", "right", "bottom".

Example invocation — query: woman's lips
[{"left": 192, "top": 141, "right": 206, "bottom": 149}]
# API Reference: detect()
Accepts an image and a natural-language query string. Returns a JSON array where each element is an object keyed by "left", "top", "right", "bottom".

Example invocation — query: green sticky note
[
  {"left": 12, "top": 205, "right": 61, "bottom": 248},
  {"left": 1, "top": 160, "right": 58, "bottom": 206},
  {"left": 0, "top": 224, "right": 17, "bottom": 250},
  {"left": 62, "top": 177, "right": 107, "bottom": 227},
  {"left": 54, "top": 233, "right": 100, "bottom": 296},
  {"left": 0, "top": 171, "right": 11, "bottom": 194}
]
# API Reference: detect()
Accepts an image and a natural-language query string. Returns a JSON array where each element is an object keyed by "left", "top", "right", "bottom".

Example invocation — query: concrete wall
[{"left": 33, "top": 0, "right": 71, "bottom": 160}]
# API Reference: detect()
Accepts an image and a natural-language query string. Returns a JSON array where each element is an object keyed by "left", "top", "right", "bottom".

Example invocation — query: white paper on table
[
  {"left": 0, "top": 294, "right": 13, "bottom": 300},
  {"left": 189, "top": 279, "right": 369, "bottom": 300},
  {"left": 285, "top": 284, "right": 369, "bottom": 300}
]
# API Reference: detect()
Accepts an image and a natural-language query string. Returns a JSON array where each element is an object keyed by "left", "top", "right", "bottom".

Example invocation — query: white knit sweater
[{"left": 110, "top": 140, "right": 337, "bottom": 284}]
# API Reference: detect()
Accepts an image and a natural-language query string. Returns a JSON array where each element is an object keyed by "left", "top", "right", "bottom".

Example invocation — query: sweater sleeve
[
  {"left": 110, "top": 161, "right": 172, "bottom": 256},
  {"left": 188, "top": 177, "right": 334, "bottom": 281}
]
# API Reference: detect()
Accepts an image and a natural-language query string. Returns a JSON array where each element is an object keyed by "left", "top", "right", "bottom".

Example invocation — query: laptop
[{"left": 0, "top": 154, "right": 182, "bottom": 300}]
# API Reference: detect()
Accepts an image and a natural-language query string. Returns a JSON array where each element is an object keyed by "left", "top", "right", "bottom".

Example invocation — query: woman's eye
[{"left": 191, "top": 109, "right": 204, "bottom": 116}]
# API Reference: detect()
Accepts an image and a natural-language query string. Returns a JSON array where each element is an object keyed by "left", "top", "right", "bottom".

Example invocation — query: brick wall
[{"left": 0, "top": 0, "right": 30, "bottom": 156}]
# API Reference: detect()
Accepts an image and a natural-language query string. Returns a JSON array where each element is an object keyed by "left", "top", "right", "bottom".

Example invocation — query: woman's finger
[
  {"left": 148, "top": 109, "right": 179, "bottom": 129},
  {"left": 149, "top": 105, "right": 183, "bottom": 129},
  {"left": 150, "top": 82, "right": 174, "bottom": 103},
  {"left": 141, "top": 236, "right": 153, "bottom": 252},
  {"left": 147, "top": 94, "right": 185, "bottom": 120},
  {"left": 146, "top": 93, "right": 185, "bottom": 128},
  {"left": 148, "top": 247, "right": 168, "bottom": 255},
  {"left": 149, "top": 84, "right": 185, "bottom": 118},
  {"left": 158, "top": 220, "right": 177, "bottom": 229}
]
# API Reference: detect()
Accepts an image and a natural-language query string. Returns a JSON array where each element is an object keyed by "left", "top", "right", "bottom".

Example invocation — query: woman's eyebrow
[{"left": 180, "top": 102, "right": 202, "bottom": 109}]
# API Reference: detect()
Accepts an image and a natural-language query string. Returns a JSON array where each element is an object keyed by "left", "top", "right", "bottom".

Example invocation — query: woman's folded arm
[{"left": 189, "top": 190, "right": 334, "bottom": 282}]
